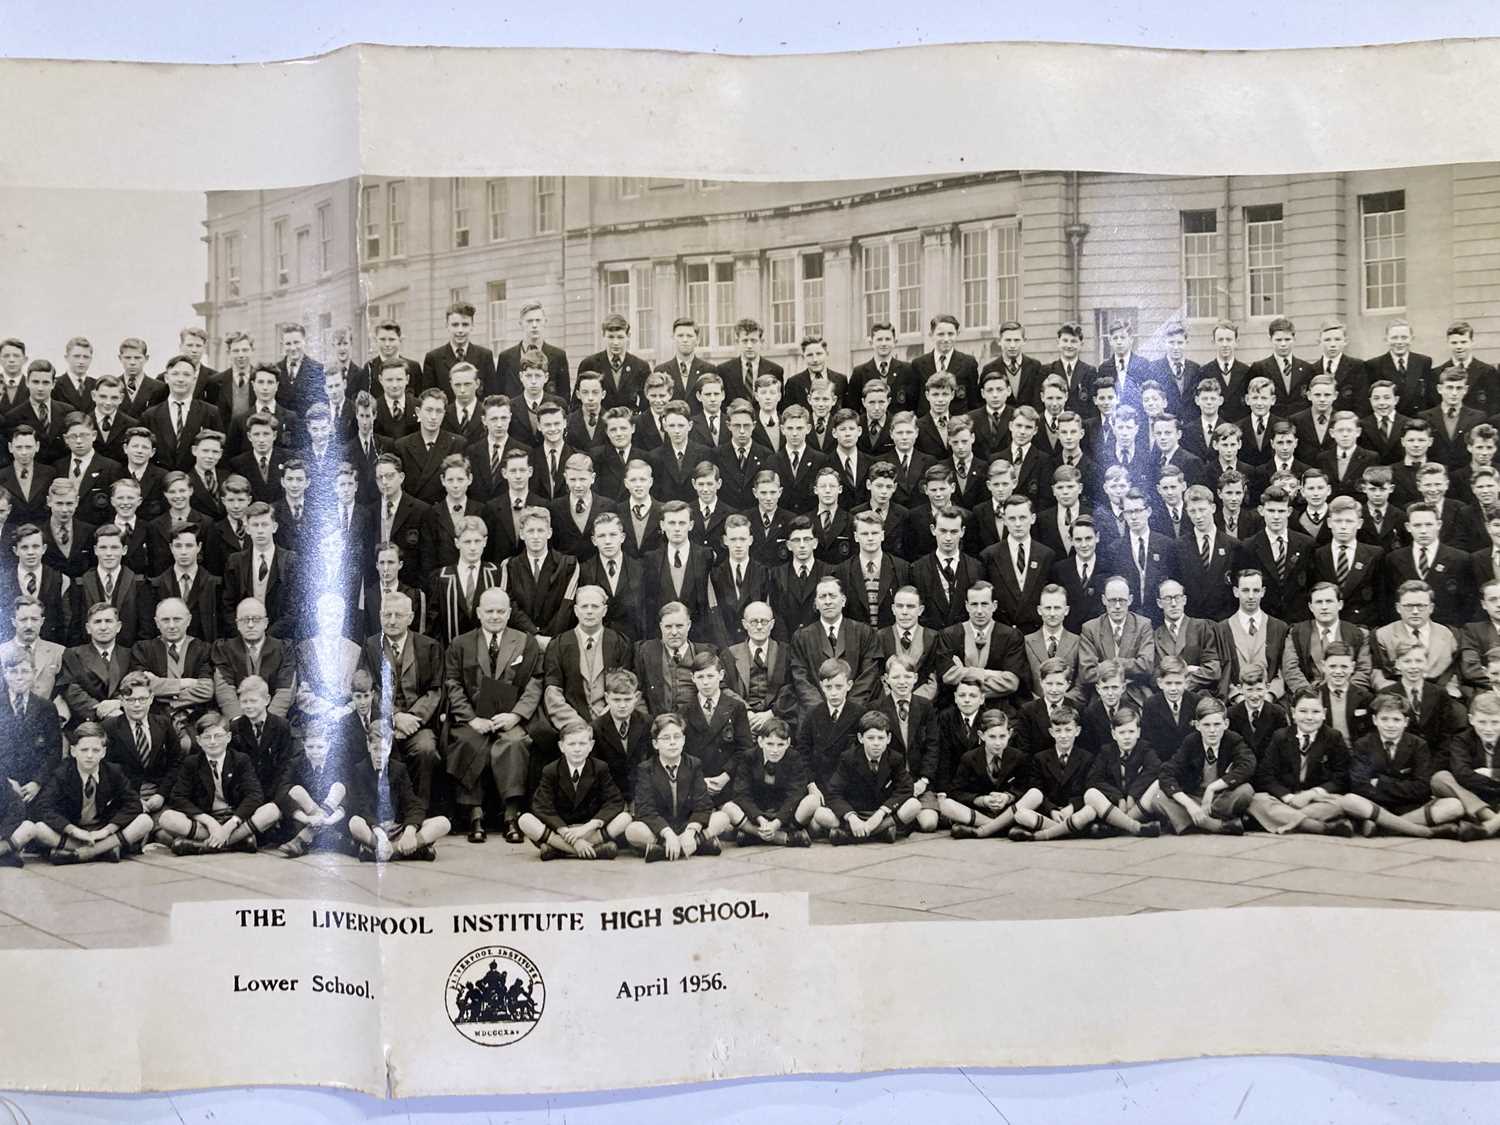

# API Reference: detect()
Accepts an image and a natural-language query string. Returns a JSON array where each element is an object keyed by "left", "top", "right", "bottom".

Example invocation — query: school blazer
[
  {"left": 590, "top": 712, "right": 652, "bottom": 800},
  {"left": 0, "top": 691, "right": 63, "bottom": 787},
  {"left": 728, "top": 745, "right": 811, "bottom": 825},
  {"left": 1140, "top": 691, "right": 1203, "bottom": 757},
  {"left": 1025, "top": 744, "right": 1096, "bottom": 810},
  {"left": 1358, "top": 412, "right": 1413, "bottom": 465},
  {"left": 1228, "top": 700, "right": 1289, "bottom": 757},
  {"left": 1458, "top": 619, "right": 1500, "bottom": 692},
  {"left": 359, "top": 632, "right": 444, "bottom": 728},
  {"left": 1085, "top": 741, "right": 1161, "bottom": 804},
  {"left": 979, "top": 539, "right": 1056, "bottom": 633},
  {"left": 721, "top": 640, "right": 797, "bottom": 720},
  {"left": 1313, "top": 446, "right": 1380, "bottom": 498},
  {"left": 1382, "top": 543, "right": 1470, "bottom": 626},
  {"left": 787, "top": 617, "right": 883, "bottom": 711},
  {"left": 1445, "top": 729, "right": 1500, "bottom": 805},
  {"left": 344, "top": 756, "right": 426, "bottom": 829},
  {"left": 39, "top": 759, "right": 142, "bottom": 833},
  {"left": 169, "top": 748, "right": 263, "bottom": 822},
  {"left": 394, "top": 429, "right": 468, "bottom": 504},
  {"left": 714, "top": 356, "right": 785, "bottom": 406},
  {"left": 501, "top": 549, "right": 579, "bottom": 637},
  {"left": 577, "top": 552, "right": 649, "bottom": 643},
  {"left": 1241, "top": 529, "right": 1315, "bottom": 622},
  {"left": 830, "top": 553, "right": 909, "bottom": 628},
  {"left": 0, "top": 462, "right": 58, "bottom": 525},
  {"left": 60, "top": 644, "right": 132, "bottom": 722},
  {"left": 653, "top": 356, "right": 717, "bottom": 403},
  {"left": 463, "top": 436, "right": 527, "bottom": 504},
  {"left": 681, "top": 694, "right": 753, "bottom": 781},
  {"left": 701, "top": 557, "right": 771, "bottom": 648},
  {"left": 2, "top": 564, "right": 74, "bottom": 646},
  {"left": 141, "top": 398, "right": 225, "bottom": 471},
  {"left": 633, "top": 754, "right": 712, "bottom": 835},
  {"left": 793, "top": 702, "right": 864, "bottom": 787},
  {"left": 711, "top": 443, "right": 772, "bottom": 512},
  {"left": 578, "top": 349, "right": 653, "bottom": 410},
  {"left": 1348, "top": 731, "right": 1433, "bottom": 807},
  {"left": 530, "top": 756, "right": 626, "bottom": 833},
  {"left": 421, "top": 500, "right": 491, "bottom": 571},
  {"left": 1320, "top": 684, "right": 1373, "bottom": 745},
  {"left": 826, "top": 745, "right": 915, "bottom": 819},
  {"left": 871, "top": 693, "right": 940, "bottom": 784},
  {"left": 946, "top": 744, "right": 1028, "bottom": 806},
  {"left": 221, "top": 547, "right": 302, "bottom": 639},
  {"left": 1170, "top": 531, "right": 1244, "bottom": 622},
  {"left": 483, "top": 490, "right": 546, "bottom": 562},
  {"left": 912, "top": 350, "right": 981, "bottom": 412},
  {"left": 230, "top": 712, "right": 299, "bottom": 802},
  {"left": 909, "top": 552, "right": 984, "bottom": 630},
  {"left": 1310, "top": 542, "right": 1385, "bottom": 626},
  {"left": 639, "top": 543, "right": 712, "bottom": 637},
  {"left": 1255, "top": 727, "right": 1350, "bottom": 799},
  {"left": 1216, "top": 614, "right": 1291, "bottom": 694},
  {"left": 1158, "top": 730, "right": 1256, "bottom": 798},
  {"left": 429, "top": 341, "right": 501, "bottom": 399}
]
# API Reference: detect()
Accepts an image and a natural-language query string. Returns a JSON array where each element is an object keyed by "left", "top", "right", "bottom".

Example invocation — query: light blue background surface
[{"left": 5, "top": 3, "right": 1500, "bottom": 1120}]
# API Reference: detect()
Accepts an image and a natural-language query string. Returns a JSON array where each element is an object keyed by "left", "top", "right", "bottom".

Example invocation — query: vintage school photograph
[{"left": 4, "top": 164, "right": 1500, "bottom": 950}]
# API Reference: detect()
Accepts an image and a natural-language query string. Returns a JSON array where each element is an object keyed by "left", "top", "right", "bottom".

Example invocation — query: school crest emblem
[{"left": 446, "top": 946, "right": 546, "bottom": 1047}]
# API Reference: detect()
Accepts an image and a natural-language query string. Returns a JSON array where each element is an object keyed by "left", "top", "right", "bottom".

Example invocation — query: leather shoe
[
  {"left": 1136, "top": 822, "right": 1162, "bottom": 838},
  {"left": 49, "top": 848, "right": 81, "bottom": 866},
  {"left": 1217, "top": 818, "right": 1245, "bottom": 836},
  {"left": 1007, "top": 827, "right": 1034, "bottom": 842},
  {"left": 694, "top": 836, "right": 722, "bottom": 856},
  {"left": 950, "top": 824, "right": 978, "bottom": 840},
  {"left": 786, "top": 830, "right": 812, "bottom": 848},
  {"left": 503, "top": 823, "right": 524, "bottom": 844},
  {"left": 878, "top": 824, "right": 899, "bottom": 844},
  {"left": 468, "top": 819, "right": 488, "bottom": 844},
  {"left": 592, "top": 842, "right": 619, "bottom": 860},
  {"left": 827, "top": 828, "right": 851, "bottom": 846},
  {"left": 641, "top": 842, "right": 664, "bottom": 863},
  {"left": 1325, "top": 820, "right": 1355, "bottom": 838}
]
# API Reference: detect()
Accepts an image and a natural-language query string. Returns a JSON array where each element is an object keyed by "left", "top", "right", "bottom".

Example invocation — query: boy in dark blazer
[
  {"left": 102, "top": 671, "right": 180, "bottom": 815},
  {"left": 517, "top": 721, "right": 629, "bottom": 860},
  {"left": 720, "top": 718, "right": 818, "bottom": 847},
  {"left": 229, "top": 675, "right": 299, "bottom": 823},
  {"left": 0, "top": 776, "right": 34, "bottom": 866},
  {"left": 1338, "top": 693, "right": 1470, "bottom": 839},
  {"left": 680, "top": 652, "right": 752, "bottom": 806},
  {"left": 1247, "top": 688, "right": 1355, "bottom": 836},
  {"left": 1155, "top": 697, "right": 1254, "bottom": 835},
  {"left": 938, "top": 708, "right": 1031, "bottom": 839},
  {"left": 623, "top": 713, "right": 730, "bottom": 861},
  {"left": 1079, "top": 705, "right": 1165, "bottom": 837},
  {"left": 819, "top": 710, "right": 920, "bottom": 844},
  {"left": 344, "top": 723, "right": 452, "bottom": 862},
  {"left": 0, "top": 648, "right": 63, "bottom": 803},
  {"left": 589, "top": 669, "right": 653, "bottom": 803},
  {"left": 792, "top": 655, "right": 865, "bottom": 791},
  {"left": 1006, "top": 705, "right": 1099, "bottom": 841},
  {"left": 33, "top": 722, "right": 153, "bottom": 864},
  {"left": 872, "top": 654, "right": 941, "bottom": 831},
  {"left": 158, "top": 711, "right": 278, "bottom": 854}
]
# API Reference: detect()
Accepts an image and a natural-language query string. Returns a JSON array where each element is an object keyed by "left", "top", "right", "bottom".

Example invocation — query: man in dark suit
[
  {"left": 1313, "top": 497, "right": 1386, "bottom": 627},
  {"left": 1104, "top": 488, "right": 1180, "bottom": 625},
  {"left": 1243, "top": 487, "right": 1316, "bottom": 623},
  {"left": 221, "top": 501, "right": 302, "bottom": 639},
  {"left": 60, "top": 603, "right": 133, "bottom": 726},
  {"left": 578, "top": 313, "right": 654, "bottom": 410},
  {"left": 1150, "top": 325, "right": 1202, "bottom": 420},
  {"left": 362, "top": 319, "right": 425, "bottom": 400},
  {"left": 150, "top": 527, "right": 222, "bottom": 643},
  {"left": 4, "top": 364, "right": 70, "bottom": 464},
  {"left": 786, "top": 576, "right": 882, "bottom": 711},
  {"left": 76, "top": 524, "right": 153, "bottom": 648},
  {"left": 714, "top": 406, "right": 772, "bottom": 512},
  {"left": 442, "top": 363, "right": 488, "bottom": 447},
  {"left": 493, "top": 300, "right": 568, "bottom": 401},
  {"left": 1421, "top": 369, "right": 1488, "bottom": 470},
  {"left": 1172, "top": 486, "right": 1244, "bottom": 622},
  {"left": 444, "top": 587, "right": 544, "bottom": 842},
  {"left": 935, "top": 581, "right": 1029, "bottom": 708},
  {"left": 911, "top": 314, "right": 981, "bottom": 414},
  {"left": 722, "top": 601, "right": 799, "bottom": 728},
  {"left": 979, "top": 321, "right": 1047, "bottom": 409},
  {"left": 424, "top": 304, "right": 500, "bottom": 401},
  {"left": 832, "top": 511, "right": 909, "bottom": 628},
  {"left": 1367, "top": 321, "right": 1434, "bottom": 417},
  {"left": 909, "top": 505, "right": 983, "bottom": 630},
  {"left": 128, "top": 596, "right": 214, "bottom": 732},
  {"left": 640, "top": 501, "right": 713, "bottom": 639},
  {"left": 979, "top": 495, "right": 1055, "bottom": 634},
  {"left": 359, "top": 590, "right": 443, "bottom": 803},
  {"left": 1383, "top": 503, "right": 1471, "bottom": 626},
  {"left": 1246, "top": 317, "right": 1315, "bottom": 417}
]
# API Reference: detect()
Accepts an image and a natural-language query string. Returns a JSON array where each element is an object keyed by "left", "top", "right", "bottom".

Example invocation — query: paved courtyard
[{"left": 3, "top": 831, "right": 1500, "bottom": 949}]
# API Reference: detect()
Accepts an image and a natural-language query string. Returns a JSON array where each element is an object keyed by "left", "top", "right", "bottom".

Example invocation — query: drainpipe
[{"left": 1063, "top": 171, "right": 1090, "bottom": 326}]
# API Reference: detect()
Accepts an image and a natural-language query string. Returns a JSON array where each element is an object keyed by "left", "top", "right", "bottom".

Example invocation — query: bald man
[{"left": 444, "top": 588, "right": 544, "bottom": 843}]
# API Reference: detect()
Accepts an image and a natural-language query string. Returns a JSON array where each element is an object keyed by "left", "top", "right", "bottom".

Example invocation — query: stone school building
[{"left": 197, "top": 165, "right": 1498, "bottom": 374}]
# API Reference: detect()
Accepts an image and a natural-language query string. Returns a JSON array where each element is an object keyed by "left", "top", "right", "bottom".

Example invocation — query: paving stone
[
  {"left": 1239, "top": 892, "right": 1457, "bottom": 912},
  {"left": 1233, "top": 838, "right": 1434, "bottom": 874},
  {"left": 821, "top": 878, "right": 996, "bottom": 912},
  {"left": 1243, "top": 867, "right": 1500, "bottom": 909},
  {"left": 3, "top": 896, "right": 160, "bottom": 936},
  {"left": 0, "top": 926, "right": 78, "bottom": 949},
  {"left": 1119, "top": 852, "right": 1299, "bottom": 884},
  {"left": 807, "top": 900, "right": 941, "bottom": 925},
  {"left": 1088, "top": 877, "right": 1284, "bottom": 911},
  {"left": 932, "top": 895, "right": 1142, "bottom": 922}
]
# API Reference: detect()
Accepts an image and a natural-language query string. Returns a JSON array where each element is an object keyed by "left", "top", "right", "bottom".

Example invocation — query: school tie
[
  {"left": 490, "top": 444, "right": 502, "bottom": 476},
  {"left": 1015, "top": 541, "right": 1027, "bottom": 580},
  {"left": 173, "top": 401, "right": 185, "bottom": 436},
  {"left": 941, "top": 558, "right": 956, "bottom": 590},
  {"left": 878, "top": 361, "right": 889, "bottom": 380},
  {"left": 575, "top": 497, "right": 585, "bottom": 515},
  {"left": 135, "top": 721, "right": 150, "bottom": 765},
  {"left": 488, "top": 631, "right": 500, "bottom": 676},
  {"left": 84, "top": 774, "right": 96, "bottom": 802},
  {"left": 257, "top": 555, "right": 270, "bottom": 583},
  {"left": 897, "top": 699, "right": 909, "bottom": 723},
  {"left": 900, "top": 629, "right": 913, "bottom": 650},
  {"left": 211, "top": 757, "right": 223, "bottom": 793},
  {"left": 168, "top": 641, "right": 181, "bottom": 664},
  {"left": 1274, "top": 536, "right": 1288, "bottom": 581},
  {"left": 1198, "top": 534, "right": 1211, "bottom": 567},
  {"left": 735, "top": 563, "right": 745, "bottom": 592},
  {"left": 102, "top": 571, "right": 115, "bottom": 600},
  {"left": 618, "top": 718, "right": 630, "bottom": 742},
  {"left": 24, "top": 573, "right": 36, "bottom": 596},
  {"left": 827, "top": 624, "right": 838, "bottom": 651},
  {"left": 1135, "top": 538, "right": 1146, "bottom": 573},
  {"left": 258, "top": 454, "right": 269, "bottom": 479},
  {"left": 462, "top": 565, "right": 476, "bottom": 603},
  {"left": 607, "top": 558, "right": 618, "bottom": 583},
  {"left": 1335, "top": 545, "right": 1352, "bottom": 582},
  {"left": 252, "top": 720, "right": 263, "bottom": 744},
  {"left": 1247, "top": 617, "right": 1258, "bottom": 637},
  {"left": 673, "top": 550, "right": 684, "bottom": 571},
  {"left": 549, "top": 449, "right": 558, "bottom": 479},
  {"left": 1047, "top": 634, "right": 1058, "bottom": 658},
  {"left": 1409, "top": 687, "right": 1421, "bottom": 714},
  {"left": 1417, "top": 546, "right": 1431, "bottom": 579}
]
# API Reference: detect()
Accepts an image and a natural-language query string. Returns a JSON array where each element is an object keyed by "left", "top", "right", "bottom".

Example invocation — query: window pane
[
  {"left": 995, "top": 222, "right": 1020, "bottom": 326},
  {"left": 960, "top": 229, "right": 989, "bottom": 328},
  {"left": 1361, "top": 192, "right": 1407, "bottom": 310},
  {"left": 897, "top": 238, "right": 922, "bottom": 336},
  {"left": 713, "top": 260, "right": 735, "bottom": 347},
  {"left": 605, "top": 268, "right": 631, "bottom": 321},
  {"left": 686, "top": 262, "right": 710, "bottom": 329},
  {"left": 862, "top": 243, "right": 890, "bottom": 333},
  {"left": 452, "top": 178, "right": 469, "bottom": 249},
  {"left": 535, "top": 176, "right": 560, "bottom": 234},
  {"left": 634, "top": 265, "right": 655, "bottom": 352},
  {"left": 273, "top": 220, "right": 288, "bottom": 286},
  {"left": 802, "top": 251, "right": 824, "bottom": 339},
  {"left": 487, "top": 180, "right": 507, "bottom": 241},
  {"left": 317, "top": 203, "right": 332, "bottom": 274},
  {"left": 486, "top": 280, "right": 508, "bottom": 347},
  {"left": 386, "top": 182, "right": 405, "bottom": 257},
  {"left": 1246, "top": 213, "right": 1285, "bottom": 317},
  {"left": 1181, "top": 211, "right": 1219, "bottom": 319},
  {"left": 769, "top": 258, "right": 795, "bottom": 347}
]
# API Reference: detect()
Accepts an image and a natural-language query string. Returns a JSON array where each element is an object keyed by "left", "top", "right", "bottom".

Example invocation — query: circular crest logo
[{"left": 446, "top": 945, "right": 546, "bottom": 1046}]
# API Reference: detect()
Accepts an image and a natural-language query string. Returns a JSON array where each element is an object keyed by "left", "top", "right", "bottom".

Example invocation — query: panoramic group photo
[{"left": 5, "top": 162, "right": 1500, "bottom": 952}]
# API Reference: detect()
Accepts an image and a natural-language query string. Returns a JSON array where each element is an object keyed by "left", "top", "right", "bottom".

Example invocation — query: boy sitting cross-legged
[
  {"left": 1430, "top": 690, "right": 1500, "bottom": 838},
  {"left": 33, "top": 722, "right": 153, "bottom": 865},
  {"left": 820, "top": 710, "right": 921, "bottom": 845},
  {"left": 158, "top": 711, "right": 278, "bottom": 855},
  {"left": 1338, "top": 693, "right": 1475, "bottom": 839},
  {"left": 625, "top": 713, "right": 733, "bottom": 861},
  {"left": 1008, "top": 704, "right": 1101, "bottom": 841},
  {"left": 1079, "top": 705, "right": 1164, "bottom": 837},
  {"left": 518, "top": 720, "right": 630, "bottom": 860},
  {"left": 1247, "top": 688, "right": 1356, "bottom": 836},
  {"left": 939, "top": 708, "right": 1031, "bottom": 839},
  {"left": 345, "top": 724, "right": 453, "bottom": 862},
  {"left": 269, "top": 722, "right": 348, "bottom": 858},
  {"left": 720, "top": 717, "right": 818, "bottom": 847}
]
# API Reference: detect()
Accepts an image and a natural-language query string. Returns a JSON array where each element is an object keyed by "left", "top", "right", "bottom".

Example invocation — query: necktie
[
  {"left": 37, "top": 403, "right": 49, "bottom": 431},
  {"left": 102, "top": 572, "right": 115, "bottom": 600},
  {"left": 797, "top": 565, "right": 808, "bottom": 581},
  {"left": 462, "top": 566, "right": 476, "bottom": 602},
  {"left": 941, "top": 558, "right": 956, "bottom": 590},
  {"left": 634, "top": 505, "right": 646, "bottom": 521},
  {"left": 938, "top": 353, "right": 948, "bottom": 373},
  {"left": 607, "top": 558, "right": 618, "bottom": 582},
  {"left": 84, "top": 774, "right": 96, "bottom": 801},
  {"left": 753, "top": 647, "right": 766, "bottom": 669},
  {"left": 211, "top": 757, "right": 223, "bottom": 790},
  {"left": 24, "top": 573, "right": 36, "bottom": 596},
  {"left": 259, "top": 454, "right": 269, "bottom": 478},
  {"left": 821, "top": 511, "right": 831, "bottom": 530},
  {"left": 900, "top": 629, "right": 913, "bottom": 650},
  {"left": 1047, "top": 634, "right": 1058, "bottom": 658},
  {"left": 865, "top": 560, "right": 876, "bottom": 579},
  {"left": 618, "top": 718, "right": 629, "bottom": 741},
  {"left": 1136, "top": 538, "right": 1146, "bottom": 572},
  {"left": 897, "top": 699, "right": 909, "bottom": 723},
  {"left": 1080, "top": 560, "right": 1092, "bottom": 587},
  {"left": 673, "top": 550, "right": 684, "bottom": 571},
  {"left": 575, "top": 497, "right": 585, "bottom": 515},
  {"left": 878, "top": 361, "right": 888, "bottom": 379},
  {"left": 1418, "top": 547, "right": 1431, "bottom": 578},
  {"left": 827, "top": 625, "right": 838, "bottom": 650},
  {"left": 487, "top": 631, "right": 500, "bottom": 675},
  {"left": 257, "top": 555, "right": 269, "bottom": 583},
  {"left": 549, "top": 449, "right": 558, "bottom": 479},
  {"left": 1335, "top": 545, "right": 1351, "bottom": 582},
  {"left": 1274, "top": 537, "right": 1288, "bottom": 581},
  {"left": 571, "top": 769, "right": 581, "bottom": 786},
  {"left": 252, "top": 720, "right": 263, "bottom": 744},
  {"left": 1015, "top": 542, "right": 1027, "bottom": 577},
  {"left": 168, "top": 641, "right": 180, "bottom": 664},
  {"left": 1199, "top": 534, "right": 1210, "bottom": 566},
  {"left": 735, "top": 563, "right": 744, "bottom": 590},
  {"left": 1410, "top": 687, "right": 1421, "bottom": 713},
  {"left": 490, "top": 444, "right": 502, "bottom": 475},
  {"left": 1247, "top": 617, "right": 1258, "bottom": 637}
]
